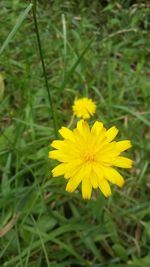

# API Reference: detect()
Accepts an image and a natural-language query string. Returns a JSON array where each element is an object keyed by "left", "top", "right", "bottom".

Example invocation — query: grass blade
[
  {"left": 114, "top": 105, "right": 150, "bottom": 126},
  {"left": 0, "top": 3, "right": 33, "bottom": 55}
]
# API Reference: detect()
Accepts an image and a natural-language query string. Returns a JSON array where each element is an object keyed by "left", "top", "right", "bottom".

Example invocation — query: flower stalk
[{"left": 32, "top": 0, "right": 58, "bottom": 137}]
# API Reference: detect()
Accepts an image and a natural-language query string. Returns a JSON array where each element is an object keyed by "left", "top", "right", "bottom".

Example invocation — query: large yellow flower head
[
  {"left": 72, "top": 97, "right": 96, "bottom": 119},
  {"left": 49, "top": 120, "right": 132, "bottom": 199}
]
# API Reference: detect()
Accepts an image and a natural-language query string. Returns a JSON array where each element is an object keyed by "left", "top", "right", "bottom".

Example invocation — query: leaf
[
  {"left": 36, "top": 215, "right": 57, "bottom": 233},
  {"left": 0, "top": 125, "right": 15, "bottom": 151},
  {"left": 113, "top": 243, "right": 128, "bottom": 262}
]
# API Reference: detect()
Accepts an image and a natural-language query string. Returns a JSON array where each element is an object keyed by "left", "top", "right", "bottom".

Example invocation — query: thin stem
[
  {"left": 32, "top": 0, "right": 58, "bottom": 137},
  {"left": 67, "top": 114, "right": 75, "bottom": 128}
]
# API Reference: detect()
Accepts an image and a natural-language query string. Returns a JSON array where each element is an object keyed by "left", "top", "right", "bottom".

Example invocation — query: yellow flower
[
  {"left": 49, "top": 120, "right": 132, "bottom": 199},
  {"left": 72, "top": 97, "right": 96, "bottom": 119}
]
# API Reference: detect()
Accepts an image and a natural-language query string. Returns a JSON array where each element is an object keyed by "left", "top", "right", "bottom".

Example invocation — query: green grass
[{"left": 0, "top": 1, "right": 150, "bottom": 266}]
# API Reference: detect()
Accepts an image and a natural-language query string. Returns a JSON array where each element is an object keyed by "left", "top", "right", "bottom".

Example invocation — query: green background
[{"left": 0, "top": 1, "right": 150, "bottom": 266}]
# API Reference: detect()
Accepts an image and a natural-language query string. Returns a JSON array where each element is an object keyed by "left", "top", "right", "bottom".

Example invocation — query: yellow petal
[
  {"left": 49, "top": 150, "right": 69, "bottom": 162},
  {"left": 51, "top": 140, "right": 64, "bottom": 149},
  {"left": 64, "top": 160, "right": 83, "bottom": 179},
  {"left": 90, "top": 121, "right": 106, "bottom": 149},
  {"left": 113, "top": 156, "right": 133, "bottom": 168},
  {"left": 82, "top": 177, "right": 92, "bottom": 199},
  {"left": 59, "top": 127, "right": 74, "bottom": 141},
  {"left": 91, "top": 121, "right": 104, "bottom": 136},
  {"left": 106, "top": 126, "right": 119, "bottom": 142},
  {"left": 76, "top": 120, "right": 86, "bottom": 136},
  {"left": 80, "top": 163, "right": 92, "bottom": 179},
  {"left": 54, "top": 140, "right": 80, "bottom": 158},
  {"left": 76, "top": 119, "right": 84, "bottom": 129},
  {"left": 74, "top": 120, "right": 87, "bottom": 144},
  {"left": 48, "top": 150, "right": 58, "bottom": 159},
  {"left": 66, "top": 175, "right": 82, "bottom": 193},
  {"left": 52, "top": 163, "right": 67, "bottom": 177},
  {"left": 73, "top": 129, "right": 85, "bottom": 147},
  {"left": 93, "top": 163, "right": 104, "bottom": 180},
  {"left": 76, "top": 120, "right": 90, "bottom": 136},
  {"left": 116, "top": 140, "right": 132, "bottom": 152},
  {"left": 90, "top": 169, "right": 99, "bottom": 189},
  {"left": 97, "top": 142, "right": 116, "bottom": 155},
  {"left": 102, "top": 167, "right": 125, "bottom": 187},
  {"left": 98, "top": 179, "right": 112, "bottom": 197}
]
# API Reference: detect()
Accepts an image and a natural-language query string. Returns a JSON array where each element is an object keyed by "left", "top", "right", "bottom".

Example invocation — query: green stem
[
  {"left": 67, "top": 114, "right": 75, "bottom": 128},
  {"left": 32, "top": 0, "right": 58, "bottom": 137}
]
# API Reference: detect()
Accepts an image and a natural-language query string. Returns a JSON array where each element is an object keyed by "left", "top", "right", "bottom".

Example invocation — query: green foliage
[{"left": 0, "top": 1, "right": 150, "bottom": 266}]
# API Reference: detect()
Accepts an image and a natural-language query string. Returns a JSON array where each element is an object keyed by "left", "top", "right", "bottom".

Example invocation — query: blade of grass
[
  {"left": 60, "top": 39, "right": 93, "bottom": 92},
  {"left": 113, "top": 105, "right": 150, "bottom": 126},
  {"left": 24, "top": 233, "right": 35, "bottom": 267},
  {"left": 0, "top": 4, "right": 33, "bottom": 55},
  {"left": 62, "top": 14, "right": 67, "bottom": 81},
  {"left": 3, "top": 223, "right": 90, "bottom": 267},
  {"left": 108, "top": 61, "right": 113, "bottom": 117},
  {"left": 31, "top": 215, "right": 51, "bottom": 267},
  {"left": 1, "top": 152, "right": 11, "bottom": 196},
  {"left": 15, "top": 225, "right": 24, "bottom": 267}
]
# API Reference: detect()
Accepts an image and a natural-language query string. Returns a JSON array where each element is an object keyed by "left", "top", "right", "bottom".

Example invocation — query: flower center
[{"left": 84, "top": 152, "right": 94, "bottom": 162}]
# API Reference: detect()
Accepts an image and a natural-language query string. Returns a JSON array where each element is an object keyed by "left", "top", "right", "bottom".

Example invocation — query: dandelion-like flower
[
  {"left": 72, "top": 97, "right": 96, "bottom": 119},
  {"left": 49, "top": 120, "right": 132, "bottom": 199}
]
